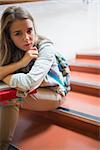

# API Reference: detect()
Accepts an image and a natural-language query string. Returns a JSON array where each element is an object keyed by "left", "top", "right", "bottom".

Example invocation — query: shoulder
[
  {"left": 37, "top": 35, "right": 53, "bottom": 49},
  {"left": 37, "top": 35, "right": 55, "bottom": 56}
]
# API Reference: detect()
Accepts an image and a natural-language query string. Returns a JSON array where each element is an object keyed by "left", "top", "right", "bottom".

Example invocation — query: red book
[
  {"left": 0, "top": 89, "right": 17, "bottom": 101},
  {"left": 0, "top": 82, "right": 17, "bottom": 101}
]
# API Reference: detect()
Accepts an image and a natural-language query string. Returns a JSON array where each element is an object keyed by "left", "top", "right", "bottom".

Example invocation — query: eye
[
  {"left": 27, "top": 28, "right": 33, "bottom": 34},
  {"left": 15, "top": 31, "right": 22, "bottom": 36}
]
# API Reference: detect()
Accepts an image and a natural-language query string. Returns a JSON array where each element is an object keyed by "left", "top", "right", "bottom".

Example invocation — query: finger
[
  {"left": 28, "top": 50, "right": 38, "bottom": 55},
  {"left": 32, "top": 46, "right": 38, "bottom": 51},
  {"left": 31, "top": 53, "right": 38, "bottom": 57}
]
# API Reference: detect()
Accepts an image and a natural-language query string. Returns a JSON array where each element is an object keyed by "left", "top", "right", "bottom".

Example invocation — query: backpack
[{"left": 48, "top": 52, "right": 70, "bottom": 95}]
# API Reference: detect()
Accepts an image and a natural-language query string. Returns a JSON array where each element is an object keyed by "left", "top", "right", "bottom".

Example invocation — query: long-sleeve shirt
[{"left": 9, "top": 40, "right": 65, "bottom": 95}]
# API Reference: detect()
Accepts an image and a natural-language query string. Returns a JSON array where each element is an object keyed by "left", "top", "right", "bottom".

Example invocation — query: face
[{"left": 10, "top": 19, "right": 36, "bottom": 51}]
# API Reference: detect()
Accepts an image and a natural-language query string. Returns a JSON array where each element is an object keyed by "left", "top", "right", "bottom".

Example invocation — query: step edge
[
  {"left": 76, "top": 54, "right": 100, "bottom": 60},
  {"left": 77, "top": 54, "right": 100, "bottom": 56},
  {"left": 54, "top": 107, "right": 100, "bottom": 126},
  {"left": 71, "top": 79, "right": 100, "bottom": 89},
  {"left": 69, "top": 63, "right": 100, "bottom": 68},
  {"left": 0, "top": 0, "right": 45, "bottom": 5}
]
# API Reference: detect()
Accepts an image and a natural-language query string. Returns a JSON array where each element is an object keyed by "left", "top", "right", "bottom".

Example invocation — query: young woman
[{"left": 0, "top": 6, "right": 68, "bottom": 150}]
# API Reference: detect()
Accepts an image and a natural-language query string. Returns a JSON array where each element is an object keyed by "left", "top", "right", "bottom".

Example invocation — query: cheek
[
  {"left": 12, "top": 39, "right": 23, "bottom": 49},
  {"left": 31, "top": 35, "right": 37, "bottom": 43},
  {"left": 31, "top": 31, "right": 36, "bottom": 39},
  {"left": 12, "top": 37, "right": 21, "bottom": 45},
  {"left": 11, "top": 35, "right": 16, "bottom": 44},
  {"left": 30, "top": 34, "right": 34, "bottom": 40}
]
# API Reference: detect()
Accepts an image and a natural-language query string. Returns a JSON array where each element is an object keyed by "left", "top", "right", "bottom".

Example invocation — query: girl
[{"left": 0, "top": 6, "right": 68, "bottom": 150}]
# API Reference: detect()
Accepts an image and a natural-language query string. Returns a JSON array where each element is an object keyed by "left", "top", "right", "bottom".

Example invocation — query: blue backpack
[{"left": 48, "top": 52, "right": 70, "bottom": 95}]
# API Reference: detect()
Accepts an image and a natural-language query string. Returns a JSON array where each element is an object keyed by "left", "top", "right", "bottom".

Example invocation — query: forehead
[{"left": 10, "top": 19, "right": 33, "bottom": 31}]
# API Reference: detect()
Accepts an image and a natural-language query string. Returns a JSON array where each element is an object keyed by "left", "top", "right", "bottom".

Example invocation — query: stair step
[
  {"left": 76, "top": 53, "right": 100, "bottom": 60},
  {"left": 0, "top": 0, "right": 44, "bottom": 5},
  {"left": 70, "top": 71, "right": 100, "bottom": 96},
  {"left": 62, "top": 91, "right": 100, "bottom": 118},
  {"left": 69, "top": 59, "right": 100, "bottom": 74},
  {"left": 35, "top": 92, "right": 100, "bottom": 140},
  {"left": 13, "top": 110, "right": 99, "bottom": 150}
]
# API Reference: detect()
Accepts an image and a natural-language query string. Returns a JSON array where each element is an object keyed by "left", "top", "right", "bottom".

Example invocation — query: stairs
[
  {"left": 12, "top": 109, "right": 99, "bottom": 150},
  {"left": 0, "top": 0, "right": 45, "bottom": 5},
  {"left": 69, "top": 59, "right": 100, "bottom": 74},
  {"left": 70, "top": 71, "right": 100, "bottom": 96},
  {"left": 0, "top": 52, "right": 99, "bottom": 140},
  {"left": 35, "top": 52, "right": 100, "bottom": 140},
  {"left": 69, "top": 53, "right": 100, "bottom": 97}
]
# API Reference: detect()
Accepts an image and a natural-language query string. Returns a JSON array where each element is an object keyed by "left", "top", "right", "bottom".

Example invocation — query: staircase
[
  {"left": 2, "top": 52, "right": 98, "bottom": 150},
  {"left": 0, "top": 52, "right": 99, "bottom": 141},
  {"left": 0, "top": 0, "right": 45, "bottom": 5},
  {"left": 35, "top": 52, "right": 100, "bottom": 140}
]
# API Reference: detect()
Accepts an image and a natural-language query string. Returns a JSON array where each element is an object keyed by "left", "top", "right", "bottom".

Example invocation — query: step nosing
[
  {"left": 56, "top": 107, "right": 100, "bottom": 125},
  {"left": 77, "top": 54, "right": 100, "bottom": 56},
  {"left": 69, "top": 63, "right": 100, "bottom": 68},
  {"left": 71, "top": 80, "right": 100, "bottom": 89}
]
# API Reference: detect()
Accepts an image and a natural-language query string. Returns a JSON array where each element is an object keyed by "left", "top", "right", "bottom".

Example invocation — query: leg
[
  {"left": 0, "top": 105, "right": 19, "bottom": 150},
  {"left": 23, "top": 88, "right": 65, "bottom": 111}
]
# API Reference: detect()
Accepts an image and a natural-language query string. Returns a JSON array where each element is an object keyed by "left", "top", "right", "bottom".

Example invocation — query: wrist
[{"left": 16, "top": 60, "right": 25, "bottom": 69}]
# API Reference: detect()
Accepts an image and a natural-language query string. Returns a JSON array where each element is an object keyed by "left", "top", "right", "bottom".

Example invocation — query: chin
[{"left": 21, "top": 47, "right": 29, "bottom": 51}]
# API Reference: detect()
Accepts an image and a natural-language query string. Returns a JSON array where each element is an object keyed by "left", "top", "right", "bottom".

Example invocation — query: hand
[
  {"left": 20, "top": 47, "right": 38, "bottom": 67},
  {"left": 27, "top": 47, "right": 38, "bottom": 60}
]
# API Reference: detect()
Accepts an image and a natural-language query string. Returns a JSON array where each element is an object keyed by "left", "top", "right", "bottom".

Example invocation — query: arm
[
  {"left": 0, "top": 48, "right": 38, "bottom": 80},
  {"left": 0, "top": 61, "right": 24, "bottom": 80},
  {"left": 3, "top": 43, "right": 55, "bottom": 92}
]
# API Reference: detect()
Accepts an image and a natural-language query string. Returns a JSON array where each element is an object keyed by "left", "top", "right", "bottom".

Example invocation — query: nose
[{"left": 23, "top": 33, "right": 30, "bottom": 41}]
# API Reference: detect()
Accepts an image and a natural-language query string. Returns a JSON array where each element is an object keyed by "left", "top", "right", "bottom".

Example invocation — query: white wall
[{"left": 0, "top": 0, "right": 99, "bottom": 59}]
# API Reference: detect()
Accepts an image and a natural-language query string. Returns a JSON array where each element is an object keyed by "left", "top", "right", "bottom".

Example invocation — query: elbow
[
  {"left": 10, "top": 73, "right": 33, "bottom": 92},
  {"left": 18, "top": 76, "right": 39, "bottom": 92},
  {"left": 24, "top": 74, "right": 43, "bottom": 92},
  {"left": 10, "top": 73, "right": 43, "bottom": 92},
  {"left": 18, "top": 78, "right": 33, "bottom": 92}
]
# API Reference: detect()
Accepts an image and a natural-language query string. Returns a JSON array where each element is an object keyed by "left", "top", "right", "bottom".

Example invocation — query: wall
[{"left": 0, "top": 0, "right": 99, "bottom": 59}]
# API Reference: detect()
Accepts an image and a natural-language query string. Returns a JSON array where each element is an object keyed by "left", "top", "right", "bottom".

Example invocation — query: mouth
[
  {"left": 24, "top": 43, "right": 32, "bottom": 46},
  {"left": 24, "top": 43, "right": 33, "bottom": 49}
]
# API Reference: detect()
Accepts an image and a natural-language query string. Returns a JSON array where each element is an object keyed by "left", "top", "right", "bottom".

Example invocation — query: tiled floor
[{"left": 0, "top": 0, "right": 100, "bottom": 59}]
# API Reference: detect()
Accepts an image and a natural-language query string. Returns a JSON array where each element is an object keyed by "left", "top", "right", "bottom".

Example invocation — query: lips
[
  {"left": 24, "top": 43, "right": 32, "bottom": 47},
  {"left": 24, "top": 43, "right": 33, "bottom": 49}
]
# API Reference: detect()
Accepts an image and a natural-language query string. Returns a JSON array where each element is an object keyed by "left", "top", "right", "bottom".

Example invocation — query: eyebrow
[
  {"left": 13, "top": 27, "right": 33, "bottom": 33},
  {"left": 13, "top": 30, "right": 21, "bottom": 34}
]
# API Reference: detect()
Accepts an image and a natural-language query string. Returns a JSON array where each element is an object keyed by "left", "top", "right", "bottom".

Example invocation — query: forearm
[
  {"left": 0, "top": 48, "right": 39, "bottom": 81},
  {"left": 3, "top": 75, "right": 25, "bottom": 91},
  {"left": 4, "top": 58, "right": 53, "bottom": 91},
  {"left": 2, "top": 75, "right": 12, "bottom": 85},
  {"left": 0, "top": 60, "right": 23, "bottom": 80}
]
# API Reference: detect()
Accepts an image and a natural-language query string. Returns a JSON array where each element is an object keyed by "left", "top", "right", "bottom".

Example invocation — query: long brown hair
[{"left": 0, "top": 6, "right": 37, "bottom": 66}]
